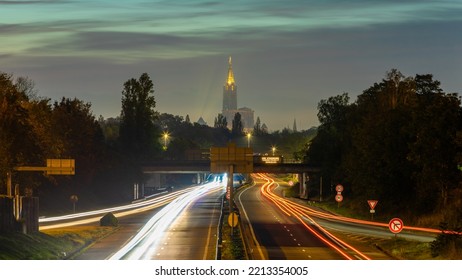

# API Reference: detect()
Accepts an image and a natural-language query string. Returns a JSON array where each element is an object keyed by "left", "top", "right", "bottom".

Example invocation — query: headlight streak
[
  {"left": 39, "top": 187, "right": 201, "bottom": 230},
  {"left": 109, "top": 182, "right": 225, "bottom": 260}
]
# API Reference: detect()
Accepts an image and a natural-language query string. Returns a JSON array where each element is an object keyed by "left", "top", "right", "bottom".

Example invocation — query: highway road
[
  {"left": 236, "top": 174, "right": 438, "bottom": 260},
  {"left": 145, "top": 185, "right": 223, "bottom": 260},
  {"left": 237, "top": 175, "right": 377, "bottom": 260},
  {"left": 40, "top": 181, "right": 225, "bottom": 260},
  {"left": 109, "top": 181, "right": 224, "bottom": 259},
  {"left": 237, "top": 179, "right": 345, "bottom": 259},
  {"left": 39, "top": 173, "right": 439, "bottom": 260}
]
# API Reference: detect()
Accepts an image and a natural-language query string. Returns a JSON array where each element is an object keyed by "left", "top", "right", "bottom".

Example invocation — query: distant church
[{"left": 222, "top": 56, "right": 254, "bottom": 131}]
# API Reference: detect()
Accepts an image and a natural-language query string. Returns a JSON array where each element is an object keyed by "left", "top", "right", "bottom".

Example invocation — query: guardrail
[{"left": 215, "top": 194, "right": 225, "bottom": 260}]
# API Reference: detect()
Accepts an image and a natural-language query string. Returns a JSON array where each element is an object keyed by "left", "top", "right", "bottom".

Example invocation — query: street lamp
[
  {"left": 272, "top": 146, "right": 276, "bottom": 156},
  {"left": 246, "top": 132, "right": 252, "bottom": 148},
  {"left": 163, "top": 132, "right": 169, "bottom": 150}
]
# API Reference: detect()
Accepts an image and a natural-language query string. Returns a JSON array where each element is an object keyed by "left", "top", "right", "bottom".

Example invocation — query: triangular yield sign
[{"left": 368, "top": 200, "right": 378, "bottom": 210}]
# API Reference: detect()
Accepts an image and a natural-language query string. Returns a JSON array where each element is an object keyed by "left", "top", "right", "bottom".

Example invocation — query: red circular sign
[
  {"left": 335, "top": 184, "right": 344, "bottom": 192},
  {"left": 335, "top": 194, "right": 343, "bottom": 202},
  {"left": 226, "top": 186, "right": 230, "bottom": 200},
  {"left": 388, "top": 218, "right": 404, "bottom": 234}
]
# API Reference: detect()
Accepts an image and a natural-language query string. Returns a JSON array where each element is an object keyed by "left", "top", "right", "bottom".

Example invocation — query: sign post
[
  {"left": 70, "top": 195, "right": 78, "bottom": 213},
  {"left": 367, "top": 200, "right": 378, "bottom": 220},
  {"left": 335, "top": 184, "right": 343, "bottom": 207},
  {"left": 211, "top": 143, "right": 252, "bottom": 237},
  {"left": 228, "top": 164, "right": 234, "bottom": 215},
  {"left": 3, "top": 159, "right": 75, "bottom": 233},
  {"left": 6, "top": 159, "right": 75, "bottom": 197}
]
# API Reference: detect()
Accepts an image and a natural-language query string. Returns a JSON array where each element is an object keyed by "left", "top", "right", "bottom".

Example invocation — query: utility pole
[
  {"left": 6, "top": 171, "right": 12, "bottom": 197},
  {"left": 320, "top": 176, "right": 323, "bottom": 202}
]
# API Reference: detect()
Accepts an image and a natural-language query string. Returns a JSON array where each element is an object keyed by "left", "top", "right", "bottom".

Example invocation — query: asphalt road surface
[{"left": 236, "top": 178, "right": 345, "bottom": 260}]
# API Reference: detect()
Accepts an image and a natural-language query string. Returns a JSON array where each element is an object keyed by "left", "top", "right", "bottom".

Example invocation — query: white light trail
[
  {"left": 109, "top": 180, "right": 225, "bottom": 260},
  {"left": 39, "top": 187, "right": 206, "bottom": 230}
]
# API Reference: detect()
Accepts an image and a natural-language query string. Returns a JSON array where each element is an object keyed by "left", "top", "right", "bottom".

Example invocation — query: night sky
[{"left": 1, "top": 0, "right": 461, "bottom": 130}]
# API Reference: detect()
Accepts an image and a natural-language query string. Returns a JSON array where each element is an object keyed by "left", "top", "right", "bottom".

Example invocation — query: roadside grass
[
  {"left": 220, "top": 222, "right": 246, "bottom": 260},
  {"left": 264, "top": 176, "right": 459, "bottom": 260},
  {"left": 309, "top": 199, "right": 378, "bottom": 221},
  {"left": 378, "top": 237, "right": 433, "bottom": 260},
  {"left": 303, "top": 200, "right": 443, "bottom": 259},
  {"left": 0, "top": 226, "right": 117, "bottom": 260}
]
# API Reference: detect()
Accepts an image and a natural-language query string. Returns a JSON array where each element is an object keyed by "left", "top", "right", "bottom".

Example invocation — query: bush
[
  {"left": 283, "top": 183, "right": 299, "bottom": 198},
  {"left": 430, "top": 222, "right": 462, "bottom": 259},
  {"left": 99, "top": 213, "right": 118, "bottom": 227}
]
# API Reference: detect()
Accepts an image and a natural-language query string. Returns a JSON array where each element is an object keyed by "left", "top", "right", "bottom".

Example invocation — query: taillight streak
[{"left": 256, "top": 173, "right": 370, "bottom": 260}]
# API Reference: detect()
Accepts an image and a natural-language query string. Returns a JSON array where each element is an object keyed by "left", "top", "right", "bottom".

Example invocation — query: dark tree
[
  {"left": 51, "top": 97, "right": 105, "bottom": 185},
  {"left": 231, "top": 112, "right": 244, "bottom": 136},
  {"left": 254, "top": 116, "right": 262, "bottom": 135},
  {"left": 305, "top": 93, "right": 351, "bottom": 188},
  {"left": 119, "top": 73, "right": 161, "bottom": 159},
  {"left": 214, "top": 113, "right": 228, "bottom": 129},
  {"left": 0, "top": 73, "right": 43, "bottom": 190},
  {"left": 305, "top": 70, "right": 462, "bottom": 224}
]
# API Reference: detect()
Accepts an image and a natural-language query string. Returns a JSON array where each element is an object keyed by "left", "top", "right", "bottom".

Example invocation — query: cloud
[
  {"left": 0, "top": 0, "right": 71, "bottom": 5},
  {"left": 1, "top": 0, "right": 461, "bottom": 129}
]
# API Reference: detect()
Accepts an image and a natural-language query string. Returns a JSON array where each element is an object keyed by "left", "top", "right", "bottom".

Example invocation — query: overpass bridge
[
  {"left": 141, "top": 159, "right": 319, "bottom": 199},
  {"left": 141, "top": 160, "right": 319, "bottom": 174}
]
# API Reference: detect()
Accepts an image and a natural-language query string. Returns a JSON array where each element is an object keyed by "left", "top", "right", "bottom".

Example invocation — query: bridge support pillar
[{"left": 299, "top": 172, "right": 308, "bottom": 199}]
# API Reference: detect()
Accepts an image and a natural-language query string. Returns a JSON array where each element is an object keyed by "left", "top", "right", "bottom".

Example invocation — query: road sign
[
  {"left": 367, "top": 200, "right": 378, "bottom": 210},
  {"left": 14, "top": 159, "right": 75, "bottom": 175},
  {"left": 210, "top": 142, "right": 253, "bottom": 173},
  {"left": 226, "top": 185, "right": 230, "bottom": 200},
  {"left": 260, "top": 156, "right": 281, "bottom": 164},
  {"left": 335, "top": 184, "right": 344, "bottom": 192},
  {"left": 228, "top": 212, "right": 239, "bottom": 227},
  {"left": 388, "top": 218, "right": 404, "bottom": 234},
  {"left": 335, "top": 194, "right": 343, "bottom": 202},
  {"left": 46, "top": 159, "right": 75, "bottom": 175},
  {"left": 70, "top": 195, "right": 78, "bottom": 202}
]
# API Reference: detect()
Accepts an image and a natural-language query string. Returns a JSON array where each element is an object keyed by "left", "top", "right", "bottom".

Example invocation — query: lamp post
[
  {"left": 246, "top": 132, "right": 251, "bottom": 148},
  {"left": 272, "top": 146, "right": 276, "bottom": 156},
  {"left": 163, "top": 132, "right": 169, "bottom": 150}
]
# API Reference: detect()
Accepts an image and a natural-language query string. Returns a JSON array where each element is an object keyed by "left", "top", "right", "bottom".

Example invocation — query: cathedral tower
[
  {"left": 221, "top": 56, "right": 254, "bottom": 131},
  {"left": 222, "top": 56, "right": 237, "bottom": 111}
]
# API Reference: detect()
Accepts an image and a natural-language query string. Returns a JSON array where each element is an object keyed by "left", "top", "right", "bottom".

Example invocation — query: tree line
[
  {"left": 1, "top": 71, "right": 312, "bottom": 213},
  {"left": 5, "top": 67, "right": 457, "bottom": 227},
  {"left": 304, "top": 69, "right": 462, "bottom": 228}
]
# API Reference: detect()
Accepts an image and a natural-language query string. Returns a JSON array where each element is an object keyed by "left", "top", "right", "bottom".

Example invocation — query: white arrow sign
[{"left": 389, "top": 218, "right": 404, "bottom": 234}]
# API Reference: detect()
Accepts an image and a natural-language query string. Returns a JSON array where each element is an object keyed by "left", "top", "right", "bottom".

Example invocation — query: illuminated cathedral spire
[
  {"left": 221, "top": 56, "right": 254, "bottom": 130},
  {"left": 226, "top": 56, "right": 235, "bottom": 86},
  {"left": 223, "top": 56, "right": 237, "bottom": 111}
]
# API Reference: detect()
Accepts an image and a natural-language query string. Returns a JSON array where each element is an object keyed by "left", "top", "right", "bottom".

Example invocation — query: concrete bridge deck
[{"left": 141, "top": 160, "right": 319, "bottom": 174}]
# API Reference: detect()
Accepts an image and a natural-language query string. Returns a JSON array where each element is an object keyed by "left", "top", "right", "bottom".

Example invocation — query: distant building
[
  {"left": 237, "top": 107, "right": 254, "bottom": 130},
  {"left": 222, "top": 56, "right": 237, "bottom": 112},
  {"left": 222, "top": 56, "right": 254, "bottom": 131},
  {"left": 196, "top": 117, "right": 207, "bottom": 126}
]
